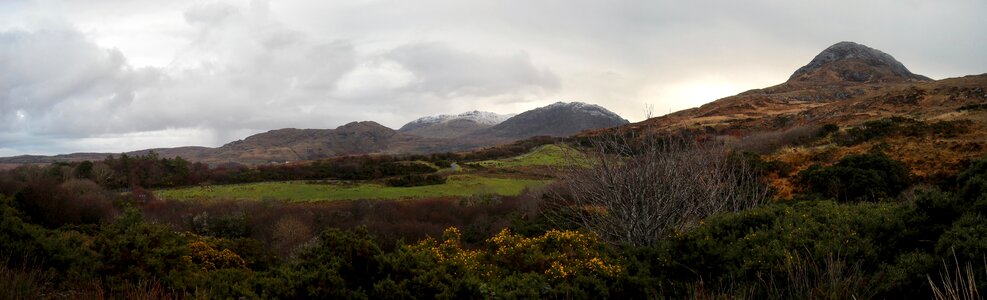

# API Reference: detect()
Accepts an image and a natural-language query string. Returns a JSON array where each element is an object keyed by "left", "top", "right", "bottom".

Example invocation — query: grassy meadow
[
  {"left": 474, "top": 144, "right": 587, "bottom": 168},
  {"left": 155, "top": 174, "right": 550, "bottom": 202}
]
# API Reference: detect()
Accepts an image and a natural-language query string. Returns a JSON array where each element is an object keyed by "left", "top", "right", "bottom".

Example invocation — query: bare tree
[{"left": 549, "top": 133, "right": 771, "bottom": 246}]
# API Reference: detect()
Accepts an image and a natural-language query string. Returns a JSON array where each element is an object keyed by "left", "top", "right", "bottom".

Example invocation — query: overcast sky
[{"left": 1, "top": 0, "right": 985, "bottom": 156}]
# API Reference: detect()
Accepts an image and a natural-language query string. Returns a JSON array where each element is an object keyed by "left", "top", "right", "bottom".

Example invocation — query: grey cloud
[
  {"left": 384, "top": 42, "right": 560, "bottom": 98},
  {"left": 0, "top": 2, "right": 363, "bottom": 146},
  {"left": 0, "top": 27, "right": 157, "bottom": 135},
  {"left": 184, "top": 2, "right": 239, "bottom": 25}
]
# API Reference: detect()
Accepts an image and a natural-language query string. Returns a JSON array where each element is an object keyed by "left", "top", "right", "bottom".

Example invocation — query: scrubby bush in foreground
[{"left": 799, "top": 151, "right": 911, "bottom": 202}]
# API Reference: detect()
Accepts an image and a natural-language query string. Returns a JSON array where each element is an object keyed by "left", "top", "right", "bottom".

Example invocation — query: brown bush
[
  {"left": 551, "top": 134, "right": 771, "bottom": 246},
  {"left": 13, "top": 178, "right": 118, "bottom": 228},
  {"left": 272, "top": 216, "right": 313, "bottom": 256},
  {"left": 733, "top": 125, "right": 824, "bottom": 154}
]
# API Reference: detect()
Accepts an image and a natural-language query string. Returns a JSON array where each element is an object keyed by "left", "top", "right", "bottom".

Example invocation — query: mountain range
[
  {"left": 4, "top": 41, "right": 985, "bottom": 167},
  {"left": 1, "top": 101, "right": 629, "bottom": 165}
]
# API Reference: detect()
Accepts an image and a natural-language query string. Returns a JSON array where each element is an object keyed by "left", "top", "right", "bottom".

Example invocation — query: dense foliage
[
  {"left": 3, "top": 136, "right": 987, "bottom": 298},
  {"left": 798, "top": 151, "right": 911, "bottom": 202}
]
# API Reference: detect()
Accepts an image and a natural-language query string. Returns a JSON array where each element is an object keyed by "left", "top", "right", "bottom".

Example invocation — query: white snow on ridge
[
  {"left": 404, "top": 111, "right": 515, "bottom": 128},
  {"left": 542, "top": 101, "right": 621, "bottom": 119}
]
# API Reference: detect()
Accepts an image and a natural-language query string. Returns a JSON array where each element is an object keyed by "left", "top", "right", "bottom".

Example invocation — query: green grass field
[
  {"left": 155, "top": 175, "right": 550, "bottom": 202},
  {"left": 474, "top": 144, "right": 587, "bottom": 168}
]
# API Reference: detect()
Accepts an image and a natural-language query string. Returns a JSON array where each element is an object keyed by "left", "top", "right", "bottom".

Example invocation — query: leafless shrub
[
  {"left": 551, "top": 133, "right": 771, "bottom": 246},
  {"left": 273, "top": 216, "right": 314, "bottom": 257},
  {"left": 734, "top": 125, "right": 823, "bottom": 154},
  {"left": 929, "top": 250, "right": 984, "bottom": 300}
]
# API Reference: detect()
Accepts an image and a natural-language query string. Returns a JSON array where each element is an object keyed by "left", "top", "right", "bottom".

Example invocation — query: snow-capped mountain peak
[{"left": 399, "top": 111, "right": 515, "bottom": 131}]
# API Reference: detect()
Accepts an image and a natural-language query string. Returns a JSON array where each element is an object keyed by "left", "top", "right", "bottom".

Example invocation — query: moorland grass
[
  {"left": 155, "top": 175, "right": 550, "bottom": 202},
  {"left": 474, "top": 144, "right": 587, "bottom": 168}
]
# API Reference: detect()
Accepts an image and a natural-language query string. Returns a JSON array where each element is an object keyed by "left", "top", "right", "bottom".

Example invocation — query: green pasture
[
  {"left": 474, "top": 144, "right": 587, "bottom": 168},
  {"left": 155, "top": 175, "right": 550, "bottom": 202}
]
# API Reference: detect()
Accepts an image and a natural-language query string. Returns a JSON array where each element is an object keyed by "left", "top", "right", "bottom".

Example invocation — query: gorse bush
[
  {"left": 373, "top": 227, "right": 623, "bottom": 299},
  {"left": 3, "top": 138, "right": 987, "bottom": 298},
  {"left": 837, "top": 117, "right": 972, "bottom": 146},
  {"left": 799, "top": 151, "right": 911, "bottom": 202}
]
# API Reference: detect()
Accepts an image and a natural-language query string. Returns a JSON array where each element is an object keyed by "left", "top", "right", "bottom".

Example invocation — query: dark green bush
[
  {"left": 256, "top": 227, "right": 383, "bottom": 299},
  {"left": 957, "top": 155, "right": 987, "bottom": 212},
  {"left": 189, "top": 211, "right": 251, "bottom": 239},
  {"left": 837, "top": 117, "right": 971, "bottom": 146},
  {"left": 385, "top": 174, "right": 447, "bottom": 187},
  {"left": 433, "top": 160, "right": 452, "bottom": 168},
  {"left": 820, "top": 123, "right": 840, "bottom": 137},
  {"left": 93, "top": 209, "right": 197, "bottom": 291},
  {"left": 664, "top": 200, "right": 913, "bottom": 298},
  {"left": 935, "top": 213, "right": 987, "bottom": 263},
  {"left": 799, "top": 152, "right": 910, "bottom": 202}
]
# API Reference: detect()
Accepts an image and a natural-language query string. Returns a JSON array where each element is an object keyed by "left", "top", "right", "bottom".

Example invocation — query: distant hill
[
  {"left": 399, "top": 111, "right": 514, "bottom": 139},
  {"left": 476, "top": 102, "right": 629, "bottom": 139},
  {"left": 205, "top": 121, "right": 419, "bottom": 164},
  {"left": 0, "top": 102, "right": 629, "bottom": 165},
  {"left": 788, "top": 41, "right": 931, "bottom": 84}
]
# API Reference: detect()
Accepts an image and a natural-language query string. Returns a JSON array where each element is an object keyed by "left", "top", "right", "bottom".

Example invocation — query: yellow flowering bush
[
  {"left": 185, "top": 238, "right": 246, "bottom": 271},
  {"left": 402, "top": 227, "right": 488, "bottom": 276},
  {"left": 488, "top": 228, "right": 622, "bottom": 279}
]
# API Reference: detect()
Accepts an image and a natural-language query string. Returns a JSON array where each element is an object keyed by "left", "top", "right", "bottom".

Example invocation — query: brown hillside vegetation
[{"left": 583, "top": 42, "right": 987, "bottom": 198}]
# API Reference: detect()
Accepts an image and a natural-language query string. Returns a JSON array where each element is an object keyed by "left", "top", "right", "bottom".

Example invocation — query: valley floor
[{"left": 154, "top": 175, "right": 551, "bottom": 202}]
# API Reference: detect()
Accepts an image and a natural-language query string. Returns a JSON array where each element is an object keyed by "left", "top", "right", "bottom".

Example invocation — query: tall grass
[
  {"left": 928, "top": 250, "right": 984, "bottom": 300},
  {"left": 688, "top": 251, "right": 876, "bottom": 300},
  {"left": 0, "top": 261, "right": 53, "bottom": 300}
]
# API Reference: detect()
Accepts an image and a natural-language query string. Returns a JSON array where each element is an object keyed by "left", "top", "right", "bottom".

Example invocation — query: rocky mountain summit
[
  {"left": 595, "top": 41, "right": 985, "bottom": 143},
  {"left": 788, "top": 41, "right": 932, "bottom": 83}
]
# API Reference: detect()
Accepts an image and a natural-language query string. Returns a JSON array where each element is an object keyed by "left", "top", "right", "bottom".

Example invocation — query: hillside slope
[{"left": 582, "top": 41, "right": 987, "bottom": 193}]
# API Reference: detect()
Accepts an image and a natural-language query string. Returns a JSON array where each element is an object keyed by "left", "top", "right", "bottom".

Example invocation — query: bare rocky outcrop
[{"left": 788, "top": 41, "right": 931, "bottom": 83}]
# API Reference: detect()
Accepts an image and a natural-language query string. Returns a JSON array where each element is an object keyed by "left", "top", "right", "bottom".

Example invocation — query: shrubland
[{"left": 3, "top": 119, "right": 987, "bottom": 298}]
